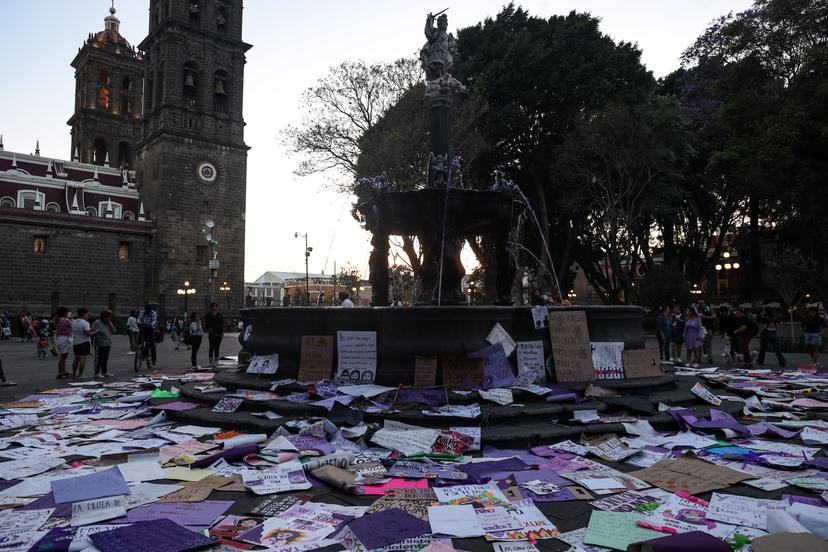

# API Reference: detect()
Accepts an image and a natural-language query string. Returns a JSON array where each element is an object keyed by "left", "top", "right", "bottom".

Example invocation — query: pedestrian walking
[
  {"left": 802, "top": 306, "right": 827, "bottom": 367},
  {"left": 670, "top": 305, "right": 685, "bottom": 363},
  {"left": 126, "top": 310, "right": 139, "bottom": 354},
  {"left": 55, "top": 307, "right": 73, "bottom": 379},
  {"left": 19, "top": 312, "right": 33, "bottom": 343},
  {"left": 71, "top": 308, "right": 98, "bottom": 379},
  {"left": 757, "top": 307, "right": 786, "bottom": 367},
  {"left": 188, "top": 311, "right": 204, "bottom": 369},
  {"left": 204, "top": 302, "right": 224, "bottom": 367},
  {"left": 655, "top": 305, "right": 671, "bottom": 362},
  {"left": 91, "top": 310, "right": 116, "bottom": 378},
  {"left": 137, "top": 304, "right": 159, "bottom": 366},
  {"left": 683, "top": 307, "right": 704, "bottom": 368}
]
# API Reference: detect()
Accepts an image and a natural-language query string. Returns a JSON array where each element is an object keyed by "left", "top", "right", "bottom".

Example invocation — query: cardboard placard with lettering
[
  {"left": 298, "top": 336, "right": 334, "bottom": 382},
  {"left": 441, "top": 358, "right": 485, "bottom": 391},
  {"left": 622, "top": 349, "right": 662, "bottom": 379},
  {"left": 413, "top": 356, "right": 438, "bottom": 387},
  {"left": 548, "top": 310, "right": 593, "bottom": 383}
]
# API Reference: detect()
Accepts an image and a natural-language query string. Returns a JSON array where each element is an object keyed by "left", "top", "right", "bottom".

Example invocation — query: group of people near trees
[{"left": 656, "top": 302, "right": 827, "bottom": 369}]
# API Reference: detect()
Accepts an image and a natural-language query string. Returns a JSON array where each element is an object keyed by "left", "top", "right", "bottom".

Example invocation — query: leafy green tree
[{"left": 638, "top": 265, "right": 692, "bottom": 311}]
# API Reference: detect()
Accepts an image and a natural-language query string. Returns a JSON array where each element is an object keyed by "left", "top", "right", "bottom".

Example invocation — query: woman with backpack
[{"left": 188, "top": 312, "right": 204, "bottom": 369}]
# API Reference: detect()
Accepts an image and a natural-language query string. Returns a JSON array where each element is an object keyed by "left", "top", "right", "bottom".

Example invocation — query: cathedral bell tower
[
  {"left": 136, "top": 0, "right": 250, "bottom": 314},
  {"left": 68, "top": 4, "right": 143, "bottom": 168}
]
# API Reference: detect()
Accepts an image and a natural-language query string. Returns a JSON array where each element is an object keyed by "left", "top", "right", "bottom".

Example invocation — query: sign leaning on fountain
[
  {"left": 548, "top": 311, "right": 594, "bottom": 383},
  {"left": 337, "top": 331, "right": 378, "bottom": 384}
]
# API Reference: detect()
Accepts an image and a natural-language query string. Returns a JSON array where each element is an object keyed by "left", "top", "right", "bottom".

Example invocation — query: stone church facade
[{"left": 0, "top": 0, "right": 249, "bottom": 319}]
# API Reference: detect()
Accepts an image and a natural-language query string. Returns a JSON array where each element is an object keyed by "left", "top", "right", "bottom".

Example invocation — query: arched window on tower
[
  {"left": 94, "top": 137, "right": 108, "bottom": 165},
  {"left": 98, "top": 69, "right": 111, "bottom": 111},
  {"left": 183, "top": 61, "right": 198, "bottom": 107},
  {"left": 189, "top": 0, "right": 200, "bottom": 26},
  {"left": 118, "top": 142, "right": 132, "bottom": 168},
  {"left": 214, "top": 71, "right": 229, "bottom": 114}
]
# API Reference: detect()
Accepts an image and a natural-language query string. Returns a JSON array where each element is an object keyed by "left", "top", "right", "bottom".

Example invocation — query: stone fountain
[{"left": 238, "top": 11, "right": 645, "bottom": 386}]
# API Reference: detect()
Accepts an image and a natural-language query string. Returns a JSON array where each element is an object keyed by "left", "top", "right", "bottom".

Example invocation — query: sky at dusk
[{"left": 0, "top": 0, "right": 752, "bottom": 281}]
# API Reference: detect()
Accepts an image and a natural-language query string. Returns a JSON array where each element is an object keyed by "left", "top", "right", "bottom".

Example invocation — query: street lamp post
[
  {"left": 204, "top": 220, "right": 219, "bottom": 304},
  {"left": 219, "top": 282, "right": 231, "bottom": 313},
  {"left": 295, "top": 232, "right": 312, "bottom": 306},
  {"left": 176, "top": 281, "right": 196, "bottom": 318}
]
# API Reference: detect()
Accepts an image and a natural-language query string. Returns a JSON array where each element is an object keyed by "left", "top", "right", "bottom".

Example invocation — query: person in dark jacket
[
  {"left": 757, "top": 307, "right": 786, "bottom": 367},
  {"left": 655, "top": 305, "right": 672, "bottom": 362},
  {"left": 204, "top": 302, "right": 224, "bottom": 367}
]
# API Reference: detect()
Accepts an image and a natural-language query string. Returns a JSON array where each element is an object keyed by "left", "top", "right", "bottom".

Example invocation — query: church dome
[{"left": 91, "top": 5, "right": 136, "bottom": 56}]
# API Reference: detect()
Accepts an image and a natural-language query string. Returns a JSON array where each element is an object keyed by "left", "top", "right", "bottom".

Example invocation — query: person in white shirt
[
  {"left": 126, "top": 310, "right": 139, "bottom": 354},
  {"left": 338, "top": 291, "right": 355, "bottom": 308},
  {"left": 71, "top": 308, "right": 97, "bottom": 379}
]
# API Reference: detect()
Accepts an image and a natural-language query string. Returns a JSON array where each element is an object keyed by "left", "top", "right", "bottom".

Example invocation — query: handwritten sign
[
  {"left": 413, "top": 356, "right": 437, "bottom": 387},
  {"left": 531, "top": 306, "right": 549, "bottom": 329},
  {"left": 516, "top": 341, "right": 545, "bottom": 385},
  {"left": 548, "top": 310, "right": 593, "bottom": 383},
  {"left": 622, "top": 349, "right": 661, "bottom": 378},
  {"left": 298, "top": 335, "right": 334, "bottom": 382},
  {"left": 71, "top": 496, "right": 127, "bottom": 526},
  {"left": 591, "top": 342, "right": 624, "bottom": 379},
  {"left": 470, "top": 343, "right": 516, "bottom": 389},
  {"left": 442, "top": 358, "right": 485, "bottom": 390},
  {"left": 337, "top": 331, "right": 377, "bottom": 384},
  {"left": 246, "top": 354, "right": 279, "bottom": 375}
]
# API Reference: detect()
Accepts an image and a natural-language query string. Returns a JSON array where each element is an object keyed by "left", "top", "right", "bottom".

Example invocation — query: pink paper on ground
[
  {"left": 159, "top": 440, "right": 219, "bottom": 463},
  {"left": 359, "top": 478, "right": 429, "bottom": 495}
]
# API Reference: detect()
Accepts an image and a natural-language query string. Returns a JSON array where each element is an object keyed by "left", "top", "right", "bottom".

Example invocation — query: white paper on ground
[
  {"left": 765, "top": 510, "right": 811, "bottom": 534},
  {"left": 580, "top": 478, "right": 625, "bottom": 491},
  {"left": 337, "top": 384, "right": 396, "bottom": 398},
  {"left": 493, "top": 543, "right": 539, "bottom": 552},
  {"left": 71, "top": 495, "right": 127, "bottom": 526},
  {"left": 116, "top": 452, "right": 165, "bottom": 483},
  {"left": 691, "top": 382, "right": 722, "bottom": 405},
  {"left": 68, "top": 524, "right": 121, "bottom": 552},
  {"left": 429, "top": 504, "right": 485, "bottom": 538},
  {"left": 478, "top": 388, "right": 513, "bottom": 406},
  {"left": 0, "top": 455, "right": 64, "bottom": 479},
  {"left": 221, "top": 433, "right": 267, "bottom": 449},
  {"left": 573, "top": 410, "right": 600, "bottom": 423},
  {"left": 790, "top": 502, "right": 828, "bottom": 539},
  {"left": 171, "top": 425, "right": 221, "bottom": 437},
  {"left": 371, "top": 428, "right": 440, "bottom": 456}
]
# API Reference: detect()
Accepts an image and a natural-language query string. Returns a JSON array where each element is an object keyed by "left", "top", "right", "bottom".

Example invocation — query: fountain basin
[{"left": 240, "top": 305, "right": 645, "bottom": 386}]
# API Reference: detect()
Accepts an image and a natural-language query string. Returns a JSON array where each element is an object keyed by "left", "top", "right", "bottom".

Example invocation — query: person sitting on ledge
[{"left": 338, "top": 291, "right": 355, "bottom": 308}]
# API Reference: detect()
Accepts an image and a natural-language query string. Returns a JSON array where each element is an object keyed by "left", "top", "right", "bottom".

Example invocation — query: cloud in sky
[{"left": 0, "top": 0, "right": 751, "bottom": 281}]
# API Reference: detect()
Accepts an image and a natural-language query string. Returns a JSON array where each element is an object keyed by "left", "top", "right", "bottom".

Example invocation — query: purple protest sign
[
  {"left": 470, "top": 343, "right": 516, "bottom": 389},
  {"left": 190, "top": 443, "right": 260, "bottom": 469},
  {"left": 345, "top": 508, "right": 430, "bottom": 550},
  {"left": 120, "top": 500, "right": 233, "bottom": 527},
  {"left": 51, "top": 467, "right": 130, "bottom": 504},
  {"left": 393, "top": 387, "right": 448, "bottom": 407},
  {"left": 90, "top": 519, "right": 216, "bottom": 552},
  {"left": 286, "top": 434, "right": 335, "bottom": 456}
]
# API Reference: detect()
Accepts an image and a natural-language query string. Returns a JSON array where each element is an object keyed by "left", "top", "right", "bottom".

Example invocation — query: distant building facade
[
  {"left": 246, "top": 271, "right": 372, "bottom": 307},
  {"left": 0, "top": 1, "right": 249, "bottom": 318}
]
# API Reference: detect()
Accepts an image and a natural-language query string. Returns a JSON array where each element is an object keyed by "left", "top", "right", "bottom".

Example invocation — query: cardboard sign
[
  {"left": 591, "top": 342, "right": 624, "bottom": 380},
  {"left": 246, "top": 354, "right": 279, "bottom": 375},
  {"left": 337, "top": 331, "right": 377, "bottom": 384},
  {"left": 298, "top": 336, "right": 334, "bottom": 382},
  {"left": 413, "top": 356, "right": 437, "bottom": 387},
  {"left": 442, "top": 358, "right": 485, "bottom": 391},
  {"left": 622, "top": 349, "right": 662, "bottom": 379},
  {"left": 548, "top": 310, "right": 593, "bottom": 383}
]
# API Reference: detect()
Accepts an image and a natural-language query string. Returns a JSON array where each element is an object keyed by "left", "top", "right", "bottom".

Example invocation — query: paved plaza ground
[{"left": 0, "top": 332, "right": 241, "bottom": 400}]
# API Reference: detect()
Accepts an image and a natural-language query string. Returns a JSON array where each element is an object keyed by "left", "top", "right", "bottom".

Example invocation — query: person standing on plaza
[
  {"left": 170, "top": 318, "right": 180, "bottom": 350},
  {"left": 137, "top": 304, "right": 158, "bottom": 366},
  {"left": 204, "top": 302, "right": 224, "bottom": 367},
  {"left": 19, "top": 312, "right": 32, "bottom": 343},
  {"left": 38, "top": 316, "right": 57, "bottom": 356},
  {"left": 55, "top": 307, "right": 73, "bottom": 379},
  {"left": 126, "top": 310, "right": 139, "bottom": 354},
  {"left": 697, "top": 299, "right": 716, "bottom": 363},
  {"left": 670, "top": 305, "right": 685, "bottom": 363},
  {"left": 71, "top": 308, "right": 98, "bottom": 379},
  {"left": 732, "top": 308, "right": 757, "bottom": 368},
  {"left": 757, "top": 307, "right": 786, "bottom": 367},
  {"left": 0, "top": 312, "right": 10, "bottom": 340},
  {"left": 655, "top": 305, "right": 672, "bottom": 362},
  {"left": 683, "top": 307, "right": 704, "bottom": 368},
  {"left": 91, "top": 310, "right": 116, "bottom": 378},
  {"left": 188, "top": 311, "right": 204, "bottom": 369},
  {"left": 802, "top": 306, "right": 827, "bottom": 366}
]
